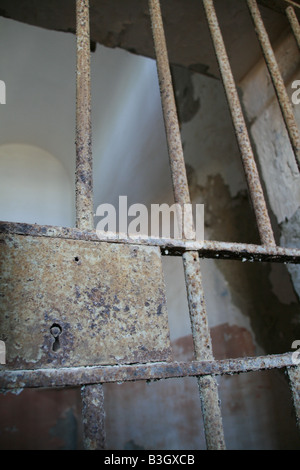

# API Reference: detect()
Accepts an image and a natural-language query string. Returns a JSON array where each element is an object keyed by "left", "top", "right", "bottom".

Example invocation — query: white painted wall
[
  {"left": 0, "top": 143, "right": 72, "bottom": 226},
  {"left": 0, "top": 16, "right": 172, "bottom": 229}
]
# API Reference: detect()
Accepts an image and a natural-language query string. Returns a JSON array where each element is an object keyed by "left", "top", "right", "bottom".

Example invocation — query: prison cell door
[{"left": 1, "top": 0, "right": 300, "bottom": 451}]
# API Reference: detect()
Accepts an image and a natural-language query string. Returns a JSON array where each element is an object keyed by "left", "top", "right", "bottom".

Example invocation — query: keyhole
[{"left": 50, "top": 324, "right": 62, "bottom": 352}]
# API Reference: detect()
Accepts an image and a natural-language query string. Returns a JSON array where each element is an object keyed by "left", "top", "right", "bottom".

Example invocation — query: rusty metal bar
[
  {"left": 81, "top": 384, "right": 106, "bottom": 450},
  {"left": 148, "top": 0, "right": 193, "bottom": 237},
  {"left": 149, "top": 0, "right": 225, "bottom": 450},
  {"left": 183, "top": 252, "right": 213, "bottom": 362},
  {"left": 76, "top": 1, "right": 106, "bottom": 450},
  {"left": 202, "top": 0, "right": 276, "bottom": 247},
  {"left": 76, "top": 0, "right": 94, "bottom": 231},
  {"left": 286, "top": 6, "right": 300, "bottom": 49},
  {"left": 148, "top": 0, "right": 189, "bottom": 205},
  {"left": 247, "top": 0, "right": 300, "bottom": 173},
  {"left": 0, "top": 353, "right": 295, "bottom": 391},
  {"left": 287, "top": 366, "right": 300, "bottom": 431},
  {"left": 258, "top": 0, "right": 300, "bottom": 18},
  {"left": 2, "top": 221, "right": 300, "bottom": 263},
  {"left": 183, "top": 251, "right": 225, "bottom": 450}
]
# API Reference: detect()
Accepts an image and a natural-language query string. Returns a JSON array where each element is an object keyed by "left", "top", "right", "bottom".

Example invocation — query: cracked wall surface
[
  {"left": 241, "top": 29, "right": 300, "bottom": 302},
  {"left": 0, "top": 0, "right": 291, "bottom": 82}
]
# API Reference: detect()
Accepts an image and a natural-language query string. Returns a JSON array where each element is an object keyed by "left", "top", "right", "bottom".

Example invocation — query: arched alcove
[{"left": 0, "top": 143, "right": 73, "bottom": 227}]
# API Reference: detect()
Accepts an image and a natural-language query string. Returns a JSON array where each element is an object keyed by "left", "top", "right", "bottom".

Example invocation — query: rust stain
[
  {"left": 0, "top": 233, "right": 172, "bottom": 370},
  {"left": 210, "top": 323, "right": 256, "bottom": 360},
  {"left": 171, "top": 324, "right": 256, "bottom": 362},
  {"left": 171, "top": 335, "right": 194, "bottom": 361}
]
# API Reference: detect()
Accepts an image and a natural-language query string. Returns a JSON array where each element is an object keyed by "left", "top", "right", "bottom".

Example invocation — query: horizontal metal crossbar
[
  {"left": 0, "top": 352, "right": 295, "bottom": 391},
  {"left": 1, "top": 221, "right": 300, "bottom": 264}
]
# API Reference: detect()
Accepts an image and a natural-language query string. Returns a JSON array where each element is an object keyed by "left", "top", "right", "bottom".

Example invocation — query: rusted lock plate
[{"left": 0, "top": 233, "right": 172, "bottom": 370}]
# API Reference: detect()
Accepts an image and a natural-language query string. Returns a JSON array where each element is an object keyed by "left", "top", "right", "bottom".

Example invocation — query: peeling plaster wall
[
  {"left": 240, "top": 30, "right": 300, "bottom": 302},
  {"left": 0, "top": 0, "right": 290, "bottom": 82},
  {"left": 174, "top": 61, "right": 300, "bottom": 355},
  {"left": 241, "top": 31, "right": 300, "bottom": 225}
]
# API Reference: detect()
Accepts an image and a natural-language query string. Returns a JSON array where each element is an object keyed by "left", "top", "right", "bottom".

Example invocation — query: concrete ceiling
[{"left": 0, "top": 0, "right": 297, "bottom": 81}]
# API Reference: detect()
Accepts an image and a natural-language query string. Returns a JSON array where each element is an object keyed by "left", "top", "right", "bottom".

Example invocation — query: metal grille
[{"left": 1, "top": 0, "right": 300, "bottom": 450}]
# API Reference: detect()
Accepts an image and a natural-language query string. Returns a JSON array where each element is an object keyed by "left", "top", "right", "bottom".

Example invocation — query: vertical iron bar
[
  {"left": 81, "top": 384, "right": 106, "bottom": 450},
  {"left": 147, "top": 0, "right": 193, "bottom": 237},
  {"left": 202, "top": 0, "right": 276, "bottom": 247},
  {"left": 286, "top": 6, "right": 300, "bottom": 50},
  {"left": 76, "top": 0, "right": 94, "bottom": 231},
  {"left": 247, "top": 0, "right": 300, "bottom": 173},
  {"left": 287, "top": 366, "right": 300, "bottom": 432},
  {"left": 183, "top": 252, "right": 213, "bottom": 361},
  {"left": 76, "top": 1, "right": 106, "bottom": 450},
  {"left": 183, "top": 251, "right": 226, "bottom": 450},
  {"left": 149, "top": 0, "right": 226, "bottom": 450}
]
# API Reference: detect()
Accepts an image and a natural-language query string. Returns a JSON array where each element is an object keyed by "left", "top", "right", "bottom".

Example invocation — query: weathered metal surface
[
  {"left": 81, "top": 384, "right": 106, "bottom": 450},
  {"left": 0, "top": 353, "right": 295, "bottom": 391},
  {"left": 149, "top": 0, "right": 225, "bottom": 450},
  {"left": 76, "top": 0, "right": 94, "bottom": 231},
  {"left": 286, "top": 6, "right": 300, "bottom": 49},
  {"left": 197, "top": 375, "right": 226, "bottom": 450},
  {"left": 2, "top": 221, "right": 300, "bottom": 263},
  {"left": 148, "top": 0, "right": 194, "bottom": 239},
  {"left": 183, "top": 252, "right": 213, "bottom": 361},
  {"left": 247, "top": 0, "right": 300, "bottom": 173},
  {"left": 203, "top": 0, "right": 276, "bottom": 247},
  {"left": 183, "top": 251, "right": 225, "bottom": 450},
  {"left": 287, "top": 365, "right": 300, "bottom": 431},
  {"left": 0, "top": 233, "right": 172, "bottom": 370}
]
